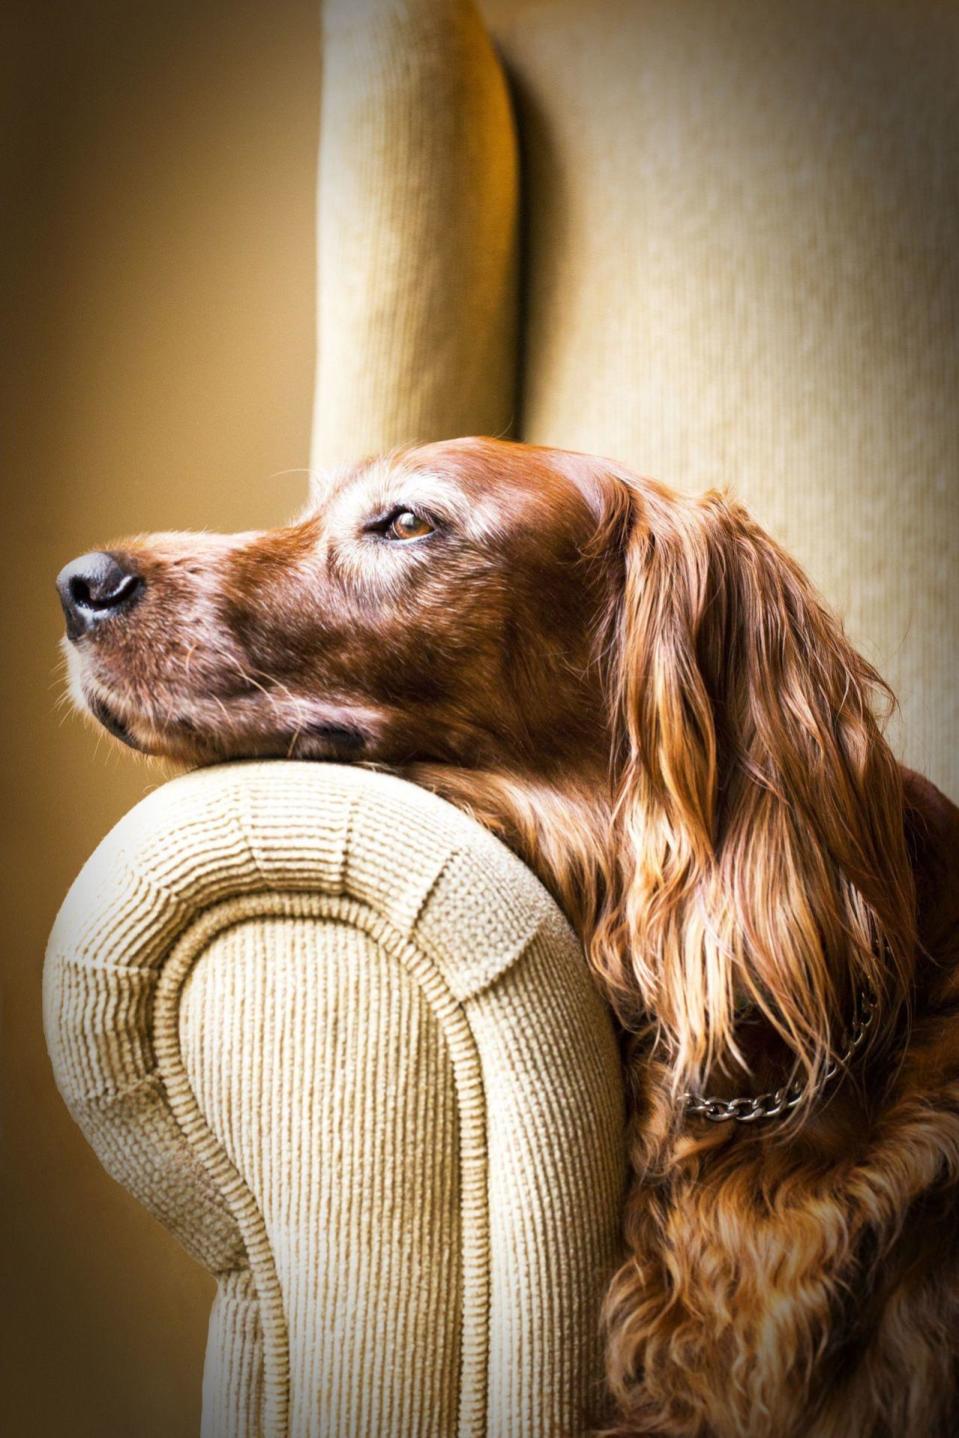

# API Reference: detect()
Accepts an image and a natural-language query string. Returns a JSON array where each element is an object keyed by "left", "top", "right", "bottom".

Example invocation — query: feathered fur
[{"left": 60, "top": 437, "right": 959, "bottom": 1436}]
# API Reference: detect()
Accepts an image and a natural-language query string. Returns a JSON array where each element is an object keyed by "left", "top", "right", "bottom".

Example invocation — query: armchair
[
  {"left": 44, "top": 0, "right": 958, "bottom": 1434},
  {"left": 45, "top": 762, "right": 625, "bottom": 1437}
]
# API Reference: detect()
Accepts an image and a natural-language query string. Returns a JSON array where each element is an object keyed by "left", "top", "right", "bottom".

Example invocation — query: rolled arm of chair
[{"left": 44, "top": 761, "right": 625, "bottom": 1438}]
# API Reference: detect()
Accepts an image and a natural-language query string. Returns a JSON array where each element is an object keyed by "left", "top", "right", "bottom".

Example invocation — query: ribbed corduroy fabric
[
  {"left": 312, "top": 0, "right": 957, "bottom": 796},
  {"left": 46, "top": 4, "right": 957, "bottom": 1433},
  {"left": 310, "top": 0, "right": 518, "bottom": 473},
  {"left": 44, "top": 763, "right": 625, "bottom": 1437},
  {"left": 480, "top": 0, "right": 959, "bottom": 798}
]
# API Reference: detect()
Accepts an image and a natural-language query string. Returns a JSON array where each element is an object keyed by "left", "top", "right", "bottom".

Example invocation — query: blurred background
[
  {"left": 4, "top": 1, "right": 957, "bottom": 1433},
  {"left": 4, "top": 2, "right": 318, "bottom": 1432}
]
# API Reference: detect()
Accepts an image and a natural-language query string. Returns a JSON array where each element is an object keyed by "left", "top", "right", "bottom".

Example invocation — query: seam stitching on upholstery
[
  {"left": 57, "top": 953, "right": 160, "bottom": 980},
  {"left": 72, "top": 1064, "right": 162, "bottom": 1109},
  {"left": 337, "top": 790, "right": 356, "bottom": 894},
  {"left": 235, "top": 782, "right": 269, "bottom": 885},
  {"left": 115, "top": 859, "right": 200, "bottom": 915},
  {"left": 408, "top": 843, "right": 463, "bottom": 933}
]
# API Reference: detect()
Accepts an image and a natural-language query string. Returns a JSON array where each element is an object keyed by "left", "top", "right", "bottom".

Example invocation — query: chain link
[{"left": 683, "top": 988, "right": 878, "bottom": 1124}]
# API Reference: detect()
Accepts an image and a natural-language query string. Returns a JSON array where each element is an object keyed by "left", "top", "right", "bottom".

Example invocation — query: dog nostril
[
  {"left": 68, "top": 575, "right": 93, "bottom": 609},
  {"left": 68, "top": 569, "right": 141, "bottom": 612},
  {"left": 56, "top": 551, "right": 145, "bottom": 639}
]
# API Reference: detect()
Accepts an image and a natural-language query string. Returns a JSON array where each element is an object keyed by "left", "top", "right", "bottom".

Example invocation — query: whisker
[
  {"left": 220, "top": 653, "right": 276, "bottom": 702},
  {"left": 265, "top": 467, "right": 317, "bottom": 483},
  {"left": 209, "top": 694, "right": 232, "bottom": 729},
  {"left": 217, "top": 652, "right": 297, "bottom": 719}
]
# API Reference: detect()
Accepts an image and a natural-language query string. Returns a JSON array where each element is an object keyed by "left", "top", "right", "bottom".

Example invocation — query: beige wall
[{"left": 3, "top": 2, "right": 320, "bottom": 1432}]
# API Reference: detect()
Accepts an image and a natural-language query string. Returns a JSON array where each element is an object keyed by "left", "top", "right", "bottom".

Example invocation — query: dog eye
[{"left": 384, "top": 509, "right": 434, "bottom": 541}]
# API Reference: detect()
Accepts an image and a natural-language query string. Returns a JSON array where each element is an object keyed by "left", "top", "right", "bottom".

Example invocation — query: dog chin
[
  {"left": 79, "top": 687, "right": 194, "bottom": 760},
  {"left": 86, "top": 694, "right": 144, "bottom": 751},
  {"left": 71, "top": 660, "right": 374, "bottom": 765},
  {"left": 297, "top": 722, "right": 368, "bottom": 757},
  {"left": 84, "top": 713, "right": 372, "bottom": 767}
]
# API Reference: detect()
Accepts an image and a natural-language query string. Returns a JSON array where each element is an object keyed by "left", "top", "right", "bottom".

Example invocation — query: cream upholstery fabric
[
  {"left": 310, "top": 0, "right": 518, "bottom": 471},
  {"left": 481, "top": 0, "right": 959, "bottom": 798},
  {"left": 44, "top": 2, "right": 957, "bottom": 1433},
  {"left": 45, "top": 763, "right": 625, "bottom": 1437},
  {"left": 310, "top": 0, "right": 958, "bottom": 796}
]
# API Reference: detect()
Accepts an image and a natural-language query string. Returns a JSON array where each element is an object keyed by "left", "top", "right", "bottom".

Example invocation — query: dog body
[{"left": 58, "top": 438, "right": 959, "bottom": 1436}]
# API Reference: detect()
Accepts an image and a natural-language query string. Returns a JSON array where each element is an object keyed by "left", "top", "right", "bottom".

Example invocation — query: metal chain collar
[{"left": 682, "top": 988, "right": 878, "bottom": 1124}]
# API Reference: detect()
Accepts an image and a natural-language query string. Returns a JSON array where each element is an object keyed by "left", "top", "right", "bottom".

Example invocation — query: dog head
[
  {"left": 58, "top": 436, "right": 916, "bottom": 1104},
  {"left": 57, "top": 437, "right": 618, "bottom": 774}
]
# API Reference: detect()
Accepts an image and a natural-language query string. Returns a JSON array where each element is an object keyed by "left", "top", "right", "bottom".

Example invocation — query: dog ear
[{"left": 592, "top": 477, "right": 916, "bottom": 1106}]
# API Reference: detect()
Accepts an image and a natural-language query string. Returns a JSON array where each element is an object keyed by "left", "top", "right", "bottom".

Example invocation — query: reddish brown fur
[{"left": 61, "top": 437, "right": 959, "bottom": 1436}]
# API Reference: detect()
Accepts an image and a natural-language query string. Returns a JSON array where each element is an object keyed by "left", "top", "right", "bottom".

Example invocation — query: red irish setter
[{"left": 58, "top": 437, "right": 959, "bottom": 1437}]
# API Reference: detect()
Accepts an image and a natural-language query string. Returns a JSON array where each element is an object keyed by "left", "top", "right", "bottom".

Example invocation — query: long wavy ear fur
[{"left": 591, "top": 476, "right": 916, "bottom": 1110}]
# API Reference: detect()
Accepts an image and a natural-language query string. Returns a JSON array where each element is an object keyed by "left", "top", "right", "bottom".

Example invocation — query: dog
[{"left": 58, "top": 437, "right": 959, "bottom": 1436}]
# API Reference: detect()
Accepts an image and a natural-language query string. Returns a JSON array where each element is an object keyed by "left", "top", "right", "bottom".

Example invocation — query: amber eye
[{"left": 386, "top": 509, "right": 433, "bottom": 541}]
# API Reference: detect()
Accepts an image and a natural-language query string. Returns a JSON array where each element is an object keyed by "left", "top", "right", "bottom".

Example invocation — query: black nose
[{"left": 56, "top": 551, "right": 144, "bottom": 640}]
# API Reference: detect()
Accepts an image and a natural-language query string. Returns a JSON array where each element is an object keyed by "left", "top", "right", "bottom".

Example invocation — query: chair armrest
[{"left": 45, "top": 761, "right": 625, "bottom": 1438}]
